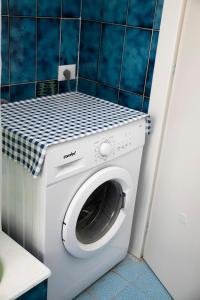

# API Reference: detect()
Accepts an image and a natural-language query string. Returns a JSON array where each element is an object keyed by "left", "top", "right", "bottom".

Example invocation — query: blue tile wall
[
  {"left": 98, "top": 24, "right": 125, "bottom": 88},
  {"left": 154, "top": 0, "right": 164, "bottom": 30},
  {"left": 78, "top": 78, "right": 97, "bottom": 97},
  {"left": 79, "top": 21, "right": 101, "bottom": 81},
  {"left": 38, "top": 0, "right": 61, "bottom": 17},
  {"left": 97, "top": 85, "right": 118, "bottom": 104},
  {"left": 1, "top": 0, "right": 164, "bottom": 110},
  {"left": 1, "top": 0, "right": 8, "bottom": 15},
  {"left": 10, "top": 17, "right": 36, "bottom": 84},
  {"left": 1, "top": 0, "right": 81, "bottom": 102},
  {"left": 119, "top": 91, "right": 143, "bottom": 111},
  {"left": 37, "top": 18, "right": 60, "bottom": 81},
  {"left": 121, "top": 28, "right": 151, "bottom": 94},
  {"left": 145, "top": 31, "right": 159, "bottom": 97},
  {"left": 82, "top": 0, "right": 101, "bottom": 21},
  {"left": 60, "top": 20, "right": 80, "bottom": 65},
  {"left": 102, "top": 0, "right": 128, "bottom": 24},
  {"left": 9, "top": 0, "right": 36, "bottom": 17},
  {"left": 62, "top": 0, "right": 81, "bottom": 18},
  {"left": 79, "top": 0, "right": 164, "bottom": 113},
  {"left": 10, "top": 83, "right": 36, "bottom": 102},
  {"left": 1, "top": 17, "right": 9, "bottom": 86},
  {"left": 128, "top": 0, "right": 156, "bottom": 28}
]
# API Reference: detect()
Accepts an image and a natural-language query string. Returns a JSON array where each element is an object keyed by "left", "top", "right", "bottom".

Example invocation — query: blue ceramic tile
[
  {"left": 113, "top": 255, "right": 151, "bottom": 283},
  {"left": 119, "top": 91, "right": 143, "bottom": 111},
  {"left": 98, "top": 24, "right": 125, "bottom": 88},
  {"left": 78, "top": 78, "right": 97, "bottom": 97},
  {"left": 38, "top": 0, "right": 61, "bottom": 17},
  {"left": 74, "top": 291, "right": 94, "bottom": 300},
  {"left": 88, "top": 272, "right": 128, "bottom": 300},
  {"left": 1, "top": 17, "right": 9, "bottom": 85},
  {"left": 128, "top": 0, "right": 156, "bottom": 28},
  {"left": 60, "top": 20, "right": 80, "bottom": 65},
  {"left": 10, "top": 18, "right": 36, "bottom": 84},
  {"left": 2, "top": 0, "right": 8, "bottom": 15},
  {"left": 82, "top": 0, "right": 128, "bottom": 23},
  {"left": 102, "top": 0, "right": 128, "bottom": 24},
  {"left": 37, "top": 19, "right": 60, "bottom": 81},
  {"left": 10, "top": 83, "right": 35, "bottom": 102},
  {"left": 113, "top": 285, "right": 147, "bottom": 300},
  {"left": 9, "top": 0, "right": 36, "bottom": 16},
  {"left": 97, "top": 84, "right": 118, "bottom": 103},
  {"left": 1, "top": 86, "right": 10, "bottom": 102},
  {"left": 82, "top": 0, "right": 101, "bottom": 21},
  {"left": 79, "top": 21, "right": 101, "bottom": 80},
  {"left": 36, "top": 81, "right": 58, "bottom": 97},
  {"left": 18, "top": 280, "right": 47, "bottom": 300},
  {"left": 142, "top": 98, "right": 150, "bottom": 113},
  {"left": 121, "top": 28, "right": 151, "bottom": 94},
  {"left": 154, "top": 0, "right": 164, "bottom": 30},
  {"left": 59, "top": 80, "right": 77, "bottom": 93},
  {"left": 62, "top": 0, "right": 81, "bottom": 18},
  {"left": 133, "top": 271, "right": 172, "bottom": 299},
  {"left": 145, "top": 31, "right": 159, "bottom": 97}
]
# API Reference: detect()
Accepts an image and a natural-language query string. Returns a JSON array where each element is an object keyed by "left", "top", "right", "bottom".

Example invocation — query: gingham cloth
[{"left": 1, "top": 92, "right": 151, "bottom": 177}]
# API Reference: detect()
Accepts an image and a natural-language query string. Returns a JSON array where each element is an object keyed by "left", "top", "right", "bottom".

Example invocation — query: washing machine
[{"left": 2, "top": 92, "right": 148, "bottom": 300}]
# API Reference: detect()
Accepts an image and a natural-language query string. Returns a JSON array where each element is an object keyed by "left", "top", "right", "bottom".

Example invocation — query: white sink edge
[{"left": 0, "top": 231, "right": 51, "bottom": 300}]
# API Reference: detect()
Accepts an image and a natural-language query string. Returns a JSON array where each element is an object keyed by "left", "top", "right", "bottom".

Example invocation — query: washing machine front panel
[{"left": 62, "top": 166, "right": 133, "bottom": 258}]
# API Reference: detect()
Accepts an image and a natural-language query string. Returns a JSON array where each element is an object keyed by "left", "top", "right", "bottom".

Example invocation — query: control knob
[{"left": 99, "top": 142, "right": 112, "bottom": 157}]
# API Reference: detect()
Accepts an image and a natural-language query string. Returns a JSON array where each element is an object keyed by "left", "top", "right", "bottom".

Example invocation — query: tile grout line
[
  {"left": 1, "top": 79, "right": 64, "bottom": 87},
  {"left": 118, "top": 0, "right": 131, "bottom": 103},
  {"left": 95, "top": 0, "right": 105, "bottom": 93},
  {"left": 6, "top": 0, "right": 9, "bottom": 16},
  {"left": 35, "top": 0, "right": 38, "bottom": 97},
  {"left": 7, "top": 0, "right": 11, "bottom": 101},
  {"left": 2, "top": 77, "right": 150, "bottom": 101},
  {"left": 80, "top": 18, "right": 159, "bottom": 32},
  {"left": 95, "top": 16, "right": 104, "bottom": 96},
  {"left": 5, "top": 15, "right": 81, "bottom": 20},
  {"left": 2, "top": 13, "right": 159, "bottom": 31},
  {"left": 78, "top": 76, "right": 150, "bottom": 100},
  {"left": 58, "top": 0, "right": 63, "bottom": 94},
  {"left": 142, "top": 0, "right": 159, "bottom": 111},
  {"left": 76, "top": 0, "right": 83, "bottom": 92}
]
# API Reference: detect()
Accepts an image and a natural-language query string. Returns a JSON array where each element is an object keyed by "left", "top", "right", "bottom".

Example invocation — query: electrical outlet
[{"left": 58, "top": 64, "right": 76, "bottom": 81}]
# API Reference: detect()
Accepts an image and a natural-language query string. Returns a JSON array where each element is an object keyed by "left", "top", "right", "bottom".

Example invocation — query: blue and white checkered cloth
[{"left": 1, "top": 92, "right": 151, "bottom": 177}]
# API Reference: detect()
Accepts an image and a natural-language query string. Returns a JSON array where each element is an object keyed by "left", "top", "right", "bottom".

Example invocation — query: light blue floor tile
[
  {"left": 78, "top": 256, "right": 172, "bottom": 300},
  {"left": 87, "top": 271, "right": 128, "bottom": 300},
  {"left": 113, "top": 255, "right": 150, "bottom": 283},
  {"left": 74, "top": 291, "right": 94, "bottom": 300},
  {"left": 133, "top": 270, "right": 172, "bottom": 299},
  {"left": 113, "top": 285, "right": 148, "bottom": 300}
]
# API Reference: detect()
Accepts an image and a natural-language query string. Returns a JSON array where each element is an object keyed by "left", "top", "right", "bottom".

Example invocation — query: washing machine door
[{"left": 62, "top": 167, "right": 133, "bottom": 258}]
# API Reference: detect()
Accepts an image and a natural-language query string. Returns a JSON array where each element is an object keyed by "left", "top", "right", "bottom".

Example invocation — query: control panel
[
  {"left": 46, "top": 119, "right": 145, "bottom": 185},
  {"left": 94, "top": 122, "right": 144, "bottom": 164}
]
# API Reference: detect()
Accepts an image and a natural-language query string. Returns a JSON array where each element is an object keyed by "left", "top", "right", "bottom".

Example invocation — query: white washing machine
[{"left": 2, "top": 93, "right": 147, "bottom": 300}]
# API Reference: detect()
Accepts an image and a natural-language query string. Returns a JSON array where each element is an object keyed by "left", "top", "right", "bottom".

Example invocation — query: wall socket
[{"left": 58, "top": 64, "right": 76, "bottom": 81}]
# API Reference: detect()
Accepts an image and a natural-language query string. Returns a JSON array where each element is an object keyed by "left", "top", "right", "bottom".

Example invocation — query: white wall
[
  {"left": 144, "top": 1, "right": 200, "bottom": 299},
  {"left": 129, "top": 0, "right": 187, "bottom": 257}
]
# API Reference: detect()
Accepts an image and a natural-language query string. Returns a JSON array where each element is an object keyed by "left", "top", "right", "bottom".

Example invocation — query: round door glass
[{"left": 76, "top": 180, "right": 124, "bottom": 244}]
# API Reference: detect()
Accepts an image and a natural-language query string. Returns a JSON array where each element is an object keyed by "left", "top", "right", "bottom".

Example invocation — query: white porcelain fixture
[{"left": 0, "top": 232, "right": 50, "bottom": 300}]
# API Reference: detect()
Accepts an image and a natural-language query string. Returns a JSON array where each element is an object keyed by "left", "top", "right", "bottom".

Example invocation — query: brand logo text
[{"left": 63, "top": 151, "right": 76, "bottom": 159}]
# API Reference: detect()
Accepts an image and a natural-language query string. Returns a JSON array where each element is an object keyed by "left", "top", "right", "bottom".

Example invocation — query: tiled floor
[{"left": 75, "top": 255, "right": 172, "bottom": 300}]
